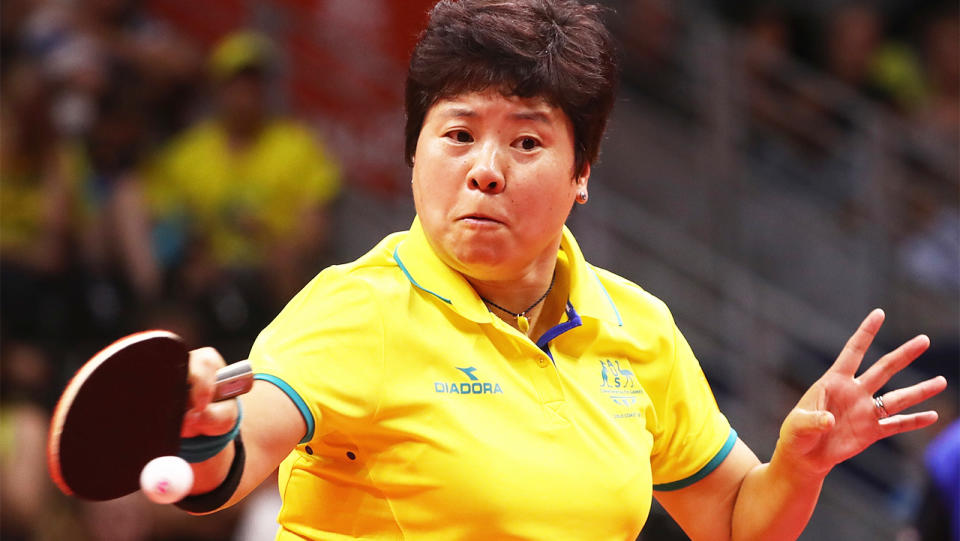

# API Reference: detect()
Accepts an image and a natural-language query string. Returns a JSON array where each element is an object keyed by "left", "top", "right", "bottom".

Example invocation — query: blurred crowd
[
  {"left": 729, "top": 0, "right": 958, "bottom": 405},
  {"left": 1, "top": 0, "right": 345, "bottom": 539},
  {"left": 726, "top": 0, "right": 959, "bottom": 137},
  {"left": 618, "top": 3, "right": 958, "bottom": 539},
  {"left": 616, "top": 0, "right": 957, "bottom": 262},
  {"left": 730, "top": 0, "right": 959, "bottom": 297},
  {"left": 1, "top": 1, "right": 957, "bottom": 541}
]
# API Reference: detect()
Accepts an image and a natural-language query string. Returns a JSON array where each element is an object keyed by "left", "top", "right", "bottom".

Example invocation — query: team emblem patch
[{"left": 599, "top": 359, "right": 644, "bottom": 416}]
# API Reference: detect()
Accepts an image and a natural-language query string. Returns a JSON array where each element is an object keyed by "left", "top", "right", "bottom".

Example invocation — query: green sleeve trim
[
  {"left": 253, "top": 373, "right": 316, "bottom": 444},
  {"left": 653, "top": 427, "right": 738, "bottom": 491}
]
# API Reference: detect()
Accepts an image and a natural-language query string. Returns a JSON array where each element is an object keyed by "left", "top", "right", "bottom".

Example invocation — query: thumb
[
  {"left": 181, "top": 399, "right": 239, "bottom": 438},
  {"left": 779, "top": 408, "right": 834, "bottom": 454}
]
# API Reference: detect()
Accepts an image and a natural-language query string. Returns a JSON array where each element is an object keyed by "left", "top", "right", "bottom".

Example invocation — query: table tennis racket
[{"left": 48, "top": 330, "right": 253, "bottom": 501}]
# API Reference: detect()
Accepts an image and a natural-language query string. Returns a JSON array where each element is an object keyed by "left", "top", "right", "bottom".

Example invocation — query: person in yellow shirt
[
  {"left": 173, "top": 2, "right": 946, "bottom": 540},
  {"left": 148, "top": 32, "right": 340, "bottom": 334}
]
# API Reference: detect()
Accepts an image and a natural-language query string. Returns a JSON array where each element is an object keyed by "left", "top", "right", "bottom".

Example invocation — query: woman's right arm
[{"left": 181, "top": 347, "right": 307, "bottom": 514}]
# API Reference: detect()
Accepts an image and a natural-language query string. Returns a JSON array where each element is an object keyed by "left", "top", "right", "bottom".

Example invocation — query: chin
[{"left": 450, "top": 246, "right": 514, "bottom": 279}]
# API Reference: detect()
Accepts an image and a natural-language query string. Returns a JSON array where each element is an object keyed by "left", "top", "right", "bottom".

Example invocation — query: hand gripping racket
[{"left": 48, "top": 330, "right": 253, "bottom": 501}]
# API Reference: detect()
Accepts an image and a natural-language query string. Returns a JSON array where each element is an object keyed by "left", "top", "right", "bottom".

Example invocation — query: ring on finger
[{"left": 873, "top": 395, "right": 890, "bottom": 419}]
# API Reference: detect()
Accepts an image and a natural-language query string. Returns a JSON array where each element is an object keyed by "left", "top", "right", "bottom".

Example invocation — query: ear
[
  {"left": 573, "top": 164, "right": 591, "bottom": 205},
  {"left": 578, "top": 163, "right": 590, "bottom": 188},
  {"left": 575, "top": 163, "right": 590, "bottom": 192}
]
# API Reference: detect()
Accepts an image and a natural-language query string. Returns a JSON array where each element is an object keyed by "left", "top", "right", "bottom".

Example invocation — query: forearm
[
  {"left": 178, "top": 382, "right": 306, "bottom": 514},
  {"left": 188, "top": 440, "right": 235, "bottom": 495},
  {"left": 731, "top": 453, "right": 826, "bottom": 541}
]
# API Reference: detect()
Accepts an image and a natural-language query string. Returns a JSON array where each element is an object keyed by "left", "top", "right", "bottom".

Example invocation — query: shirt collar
[
  {"left": 393, "top": 216, "right": 622, "bottom": 326},
  {"left": 558, "top": 226, "right": 624, "bottom": 326},
  {"left": 393, "top": 217, "right": 493, "bottom": 324}
]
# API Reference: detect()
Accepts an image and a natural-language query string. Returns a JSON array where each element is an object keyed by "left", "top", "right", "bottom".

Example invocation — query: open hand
[{"left": 776, "top": 309, "right": 947, "bottom": 477}]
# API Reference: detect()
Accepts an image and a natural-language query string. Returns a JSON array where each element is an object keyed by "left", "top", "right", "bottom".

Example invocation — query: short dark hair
[{"left": 405, "top": 0, "right": 619, "bottom": 178}]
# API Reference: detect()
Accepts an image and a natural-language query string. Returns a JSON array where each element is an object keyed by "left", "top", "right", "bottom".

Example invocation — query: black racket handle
[{"left": 212, "top": 360, "right": 253, "bottom": 402}]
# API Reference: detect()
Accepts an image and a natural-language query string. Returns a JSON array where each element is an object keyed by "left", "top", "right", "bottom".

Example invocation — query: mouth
[{"left": 458, "top": 213, "right": 505, "bottom": 226}]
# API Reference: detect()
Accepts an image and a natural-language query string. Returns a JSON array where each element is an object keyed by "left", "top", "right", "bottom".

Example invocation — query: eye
[
  {"left": 516, "top": 137, "right": 540, "bottom": 151},
  {"left": 446, "top": 130, "right": 473, "bottom": 143}
]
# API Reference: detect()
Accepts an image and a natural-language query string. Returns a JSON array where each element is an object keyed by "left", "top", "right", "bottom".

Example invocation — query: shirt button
[{"left": 537, "top": 359, "right": 549, "bottom": 367}]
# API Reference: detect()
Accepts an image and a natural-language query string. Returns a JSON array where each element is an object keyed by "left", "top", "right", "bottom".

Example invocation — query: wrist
[
  {"left": 179, "top": 402, "right": 242, "bottom": 463},
  {"left": 176, "top": 434, "right": 245, "bottom": 514},
  {"left": 769, "top": 443, "right": 830, "bottom": 487}
]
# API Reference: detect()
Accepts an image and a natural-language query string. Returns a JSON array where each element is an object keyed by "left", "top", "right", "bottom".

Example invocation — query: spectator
[
  {"left": 616, "top": 0, "right": 687, "bottom": 115},
  {"left": 72, "top": 77, "right": 163, "bottom": 341},
  {"left": 0, "top": 60, "right": 74, "bottom": 278},
  {"left": 20, "top": 0, "right": 199, "bottom": 142},
  {"left": 912, "top": 420, "right": 960, "bottom": 541},
  {"left": 897, "top": 167, "right": 960, "bottom": 294},
  {"left": 146, "top": 31, "right": 341, "bottom": 350},
  {"left": 9, "top": 0, "right": 199, "bottom": 342},
  {"left": 0, "top": 343, "right": 55, "bottom": 541},
  {"left": 915, "top": 5, "right": 960, "bottom": 142},
  {"left": 822, "top": 3, "right": 885, "bottom": 100},
  {"left": 740, "top": 6, "right": 795, "bottom": 145},
  {"left": 0, "top": 59, "right": 83, "bottom": 349}
]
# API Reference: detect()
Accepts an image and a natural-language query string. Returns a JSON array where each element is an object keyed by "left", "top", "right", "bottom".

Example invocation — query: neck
[
  {"left": 469, "top": 264, "right": 554, "bottom": 313},
  {"left": 469, "top": 260, "right": 558, "bottom": 335}
]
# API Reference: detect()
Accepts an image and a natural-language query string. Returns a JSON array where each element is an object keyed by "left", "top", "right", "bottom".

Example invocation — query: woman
[{"left": 177, "top": 1, "right": 947, "bottom": 539}]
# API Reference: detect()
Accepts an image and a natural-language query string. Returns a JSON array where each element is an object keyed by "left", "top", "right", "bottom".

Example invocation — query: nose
[{"left": 466, "top": 142, "right": 505, "bottom": 194}]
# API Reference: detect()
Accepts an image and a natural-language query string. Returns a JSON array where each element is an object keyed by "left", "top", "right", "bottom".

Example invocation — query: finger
[
  {"left": 877, "top": 411, "right": 939, "bottom": 438},
  {"left": 858, "top": 334, "right": 931, "bottom": 394},
  {"left": 830, "top": 309, "right": 885, "bottom": 376},
  {"left": 877, "top": 376, "right": 948, "bottom": 416},
  {"left": 789, "top": 409, "right": 835, "bottom": 436},
  {"left": 181, "top": 399, "right": 239, "bottom": 437},
  {"left": 779, "top": 408, "right": 834, "bottom": 455},
  {"left": 187, "top": 347, "right": 225, "bottom": 413}
]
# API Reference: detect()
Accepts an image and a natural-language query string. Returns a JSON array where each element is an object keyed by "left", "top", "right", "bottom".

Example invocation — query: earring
[{"left": 576, "top": 190, "right": 588, "bottom": 204}]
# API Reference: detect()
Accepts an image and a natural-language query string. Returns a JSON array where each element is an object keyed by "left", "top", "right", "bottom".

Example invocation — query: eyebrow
[
  {"left": 440, "top": 107, "right": 477, "bottom": 119},
  {"left": 510, "top": 111, "right": 552, "bottom": 124},
  {"left": 438, "top": 107, "right": 554, "bottom": 124}
]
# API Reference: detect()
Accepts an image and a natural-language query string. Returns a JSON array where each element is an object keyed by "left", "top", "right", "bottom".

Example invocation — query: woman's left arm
[{"left": 656, "top": 309, "right": 947, "bottom": 541}]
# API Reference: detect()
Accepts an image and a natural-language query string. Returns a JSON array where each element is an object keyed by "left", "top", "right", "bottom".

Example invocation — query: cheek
[
  {"left": 543, "top": 192, "right": 575, "bottom": 225},
  {"left": 412, "top": 161, "right": 455, "bottom": 220},
  {"left": 525, "top": 173, "right": 576, "bottom": 217},
  {"left": 415, "top": 150, "right": 471, "bottom": 199},
  {"left": 511, "top": 187, "right": 574, "bottom": 242}
]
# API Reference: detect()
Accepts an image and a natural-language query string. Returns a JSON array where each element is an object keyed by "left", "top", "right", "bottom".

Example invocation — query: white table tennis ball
[{"left": 140, "top": 455, "right": 194, "bottom": 504}]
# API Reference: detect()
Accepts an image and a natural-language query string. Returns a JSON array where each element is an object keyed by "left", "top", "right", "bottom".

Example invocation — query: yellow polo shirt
[{"left": 250, "top": 218, "right": 735, "bottom": 540}]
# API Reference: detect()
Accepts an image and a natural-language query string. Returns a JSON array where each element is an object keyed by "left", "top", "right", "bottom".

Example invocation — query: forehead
[{"left": 427, "top": 90, "right": 567, "bottom": 126}]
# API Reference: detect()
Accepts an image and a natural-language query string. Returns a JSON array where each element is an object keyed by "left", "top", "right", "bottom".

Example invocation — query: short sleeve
[
  {"left": 649, "top": 321, "right": 735, "bottom": 491},
  {"left": 248, "top": 268, "right": 384, "bottom": 446}
]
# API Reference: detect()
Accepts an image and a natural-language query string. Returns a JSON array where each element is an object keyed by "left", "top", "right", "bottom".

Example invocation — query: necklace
[{"left": 480, "top": 271, "right": 556, "bottom": 333}]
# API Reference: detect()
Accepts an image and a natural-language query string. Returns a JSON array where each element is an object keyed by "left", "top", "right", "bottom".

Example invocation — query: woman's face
[{"left": 412, "top": 90, "right": 588, "bottom": 282}]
